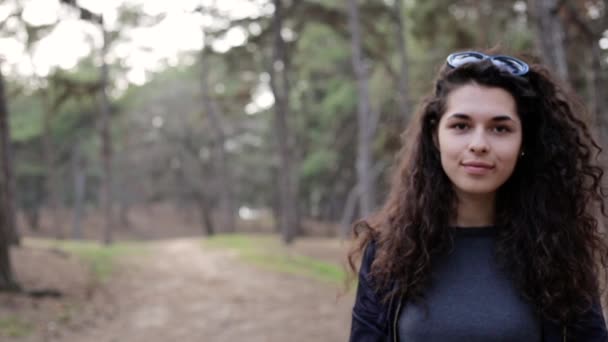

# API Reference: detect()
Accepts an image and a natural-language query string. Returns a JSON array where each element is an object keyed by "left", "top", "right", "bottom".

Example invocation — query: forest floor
[{"left": 0, "top": 234, "right": 354, "bottom": 342}]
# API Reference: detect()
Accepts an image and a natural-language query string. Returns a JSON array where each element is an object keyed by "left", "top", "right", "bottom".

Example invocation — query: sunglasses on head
[{"left": 446, "top": 51, "right": 530, "bottom": 76}]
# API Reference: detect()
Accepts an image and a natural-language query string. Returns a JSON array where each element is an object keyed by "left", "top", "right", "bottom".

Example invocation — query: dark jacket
[{"left": 349, "top": 241, "right": 608, "bottom": 342}]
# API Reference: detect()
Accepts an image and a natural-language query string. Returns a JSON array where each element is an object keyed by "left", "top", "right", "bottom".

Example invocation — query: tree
[
  {"left": 0, "top": 65, "right": 19, "bottom": 291},
  {"left": 0, "top": 3, "right": 28, "bottom": 246},
  {"left": 0, "top": 77, "right": 19, "bottom": 247},
  {"left": 558, "top": 0, "right": 608, "bottom": 138},
  {"left": 117, "top": 62, "right": 227, "bottom": 236},
  {"left": 394, "top": 0, "right": 410, "bottom": 122},
  {"left": 59, "top": 0, "right": 118, "bottom": 244},
  {"left": 44, "top": 66, "right": 105, "bottom": 240},
  {"left": 200, "top": 47, "right": 236, "bottom": 233},
  {"left": 268, "top": 0, "right": 300, "bottom": 243},
  {"left": 98, "top": 24, "right": 114, "bottom": 245},
  {"left": 40, "top": 87, "right": 63, "bottom": 238},
  {"left": 18, "top": 11, "right": 62, "bottom": 239},
  {"left": 71, "top": 142, "right": 87, "bottom": 239},
  {"left": 195, "top": 4, "right": 237, "bottom": 234},
  {"left": 346, "top": 0, "right": 375, "bottom": 217},
  {"left": 528, "top": 0, "right": 570, "bottom": 82}
]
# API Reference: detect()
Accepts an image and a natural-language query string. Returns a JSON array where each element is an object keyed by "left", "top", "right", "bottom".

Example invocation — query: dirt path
[{"left": 61, "top": 238, "right": 353, "bottom": 342}]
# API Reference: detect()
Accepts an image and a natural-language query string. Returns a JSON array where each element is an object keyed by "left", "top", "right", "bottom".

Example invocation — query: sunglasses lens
[
  {"left": 449, "top": 52, "right": 485, "bottom": 67},
  {"left": 446, "top": 51, "right": 529, "bottom": 76},
  {"left": 492, "top": 57, "right": 527, "bottom": 75}
]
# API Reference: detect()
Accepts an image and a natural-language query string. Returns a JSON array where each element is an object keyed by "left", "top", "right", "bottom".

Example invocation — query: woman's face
[{"left": 436, "top": 83, "right": 522, "bottom": 197}]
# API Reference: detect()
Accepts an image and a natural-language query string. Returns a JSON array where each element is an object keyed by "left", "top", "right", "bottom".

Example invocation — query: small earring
[{"left": 520, "top": 151, "right": 525, "bottom": 157}]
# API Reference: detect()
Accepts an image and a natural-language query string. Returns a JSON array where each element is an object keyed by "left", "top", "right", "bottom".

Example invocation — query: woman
[{"left": 348, "top": 50, "right": 608, "bottom": 341}]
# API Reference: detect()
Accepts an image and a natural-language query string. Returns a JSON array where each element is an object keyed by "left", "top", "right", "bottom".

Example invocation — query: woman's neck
[{"left": 452, "top": 191, "right": 496, "bottom": 227}]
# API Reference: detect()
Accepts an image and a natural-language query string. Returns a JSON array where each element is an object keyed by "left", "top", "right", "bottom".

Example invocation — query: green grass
[
  {"left": 27, "top": 239, "right": 148, "bottom": 282},
  {"left": 0, "top": 315, "right": 33, "bottom": 338},
  {"left": 203, "top": 234, "right": 346, "bottom": 284}
]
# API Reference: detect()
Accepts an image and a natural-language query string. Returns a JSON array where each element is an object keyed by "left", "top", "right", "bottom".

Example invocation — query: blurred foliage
[
  {"left": 3, "top": 0, "right": 607, "bottom": 235},
  {"left": 9, "top": 95, "right": 43, "bottom": 143}
]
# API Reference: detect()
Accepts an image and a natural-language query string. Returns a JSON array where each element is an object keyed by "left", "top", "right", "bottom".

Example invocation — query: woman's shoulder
[{"left": 359, "top": 239, "right": 378, "bottom": 275}]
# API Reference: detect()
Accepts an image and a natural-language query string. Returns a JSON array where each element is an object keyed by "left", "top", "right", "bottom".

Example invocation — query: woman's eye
[
  {"left": 494, "top": 125, "right": 511, "bottom": 133},
  {"left": 452, "top": 123, "right": 468, "bottom": 130}
]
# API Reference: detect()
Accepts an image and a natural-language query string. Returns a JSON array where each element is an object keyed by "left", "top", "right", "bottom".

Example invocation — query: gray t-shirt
[{"left": 398, "top": 226, "right": 541, "bottom": 341}]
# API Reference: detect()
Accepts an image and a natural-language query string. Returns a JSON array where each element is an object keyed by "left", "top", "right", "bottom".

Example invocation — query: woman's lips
[{"left": 461, "top": 162, "right": 494, "bottom": 175}]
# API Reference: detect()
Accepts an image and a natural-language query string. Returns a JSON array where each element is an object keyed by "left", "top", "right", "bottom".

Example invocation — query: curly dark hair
[{"left": 348, "top": 52, "right": 608, "bottom": 324}]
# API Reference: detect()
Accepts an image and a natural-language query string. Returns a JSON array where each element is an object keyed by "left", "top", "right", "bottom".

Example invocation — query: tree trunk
[
  {"left": 24, "top": 206, "right": 40, "bottom": 231},
  {"left": 340, "top": 160, "right": 385, "bottom": 238},
  {"left": 528, "top": 0, "right": 570, "bottom": 83},
  {"left": 0, "top": 204, "right": 18, "bottom": 291},
  {"left": 394, "top": 0, "right": 410, "bottom": 123},
  {"left": 586, "top": 42, "right": 607, "bottom": 140},
  {"left": 0, "top": 68, "right": 19, "bottom": 247},
  {"left": 199, "top": 44, "right": 236, "bottom": 233},
  {"left": 559, "top": 0, "right": 608, "bottom": 144},
  {"left": 41, "top": 89, "right": 62, "bottom": 239},
  {"left": 346, "top": 0, "right": 375, "bottom": 217},
  {"left": 0, "top": 66, "right": 19, "bottom": 291},
  {"left": 71, "top": 144, "right": 86, "bottom": 240},
  {"left": 340, "top": 184, "right": 359, "bottom": 238},
  {"left": 118, "top": 202, "right": 130, "bottom": 228},
  {"left": 6, "top": 173, "right": 18, "bottom": 246},
  {"left": 22, "top": 175, "right": 42, "bottom": 231},
  {"left": 99, "top": 22, "right": 114, "bottom": 245},
  {"left": 196, "top": 193, "right": 215, "bottom": 236},
  {"left": 269, "top": 0, "right": 299, "bottom": 244},
  {"left": 270, "top": 166, "right": 281, "bottom": 233},
  {"left": 575, "top": 7, "right": 607, "bottom": 143}
]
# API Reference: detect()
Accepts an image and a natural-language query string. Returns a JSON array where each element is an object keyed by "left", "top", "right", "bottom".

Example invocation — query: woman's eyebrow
[
  {"left": 447, "top": 113, "right": 515, "bottom": 122},
  {"left": 446, "top": 113, "right": 470, "bottom": 120},
  {"left": 491, "top": 115, "right": 516, "bottom": 122}
]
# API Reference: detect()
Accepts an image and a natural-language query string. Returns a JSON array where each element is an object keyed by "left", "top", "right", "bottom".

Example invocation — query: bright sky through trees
[{"left": 0, "top": 0, "right": 271, "bottom": 85}]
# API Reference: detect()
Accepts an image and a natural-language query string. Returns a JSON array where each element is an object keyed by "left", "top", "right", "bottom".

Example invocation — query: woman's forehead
[{"left": 443, "top": 84, "right": 519, "bottom": 121}]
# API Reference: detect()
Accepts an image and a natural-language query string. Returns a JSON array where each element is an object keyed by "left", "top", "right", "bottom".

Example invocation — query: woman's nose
[{"left": 468, "top": 130, "right": 489, "bottom": 154}]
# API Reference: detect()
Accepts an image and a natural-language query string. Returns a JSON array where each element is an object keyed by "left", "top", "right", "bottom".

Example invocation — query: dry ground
[{"left": 1, "top": 237, "right": 354, "bottom": 342}]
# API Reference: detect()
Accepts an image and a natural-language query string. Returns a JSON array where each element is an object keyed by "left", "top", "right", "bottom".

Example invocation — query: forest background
[{"left": 0, "top": 0, "right": 607, "bottom": 340}]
